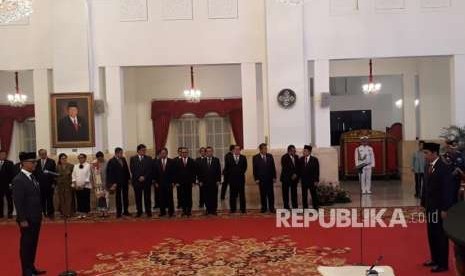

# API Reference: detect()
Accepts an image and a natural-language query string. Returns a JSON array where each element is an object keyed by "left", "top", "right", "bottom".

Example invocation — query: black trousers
[
  {"left": 179, "top": 183, "right": 193, "bottom": 215},
  {"left": 115, "top": 184, "right": 129, "bottom": 216},
  {"left": 176, "top": 186, "right": 182, "bottom": 208},
  {"left": 302, "top": 183, "right": 319, "bottom": 209},
  {"left": 39, "top": 185, "right": 54, "bottom": 217},
  {"left": 220, "top": 182, "right": 229, "bottom": 200},
  {"left": 258, "top": 180, "right": 275, "bottom": 212},
  {"left": 282, "top": 180, "right": 298, "bottom": 209},
  {"left": 133, "top": 182, "right": 152, "bottom": 215},
  {"left": 426, "top": 209, "right": 449, "bottom": 268},
  {"left": 204, "top": 183, "right": 218, "bottom": 214},
  {"left": 414, "top": 173, "right": 424, "bottom": 197},
  {"left": 199, "top": 184, "right": 206, "bottom": 208},
  {"left": 153, "top": 184, "right": 160, "bottom": 209},
  {"left": 0, "top": 187, "right": 13, "bottom": 217},
  {"left": 229, "top": 181, "right": 246, "bottom": 213},
  {"left": 75, "top": 188, "right": 91, "bottom": 213},
  {"left": 19, "top": 220, "right": 41, "bottom": 276},
  {"left": 159, "top": 183, "right": 174, "bottom": 216}
]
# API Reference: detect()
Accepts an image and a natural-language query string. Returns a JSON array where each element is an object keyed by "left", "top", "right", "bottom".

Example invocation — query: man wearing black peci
[
  {"left": 421, "top": 142, "right": 456, "bottom": 273},
  {"left": 198, "top": 147, "right": 221, "bottom": 215},
  {"left": 106, "top": 147, "right": 131, "bottom": 218},
  {"left": 12, "top": 152, "right": 46, "bottom": 276},
  {"left": 174, "top": 147, "right": 196, "bottom": 216},
  {"left": 195, "top": 147, "right": 207, "bottom": 208},
  {"left": 253, "top": 143, "right": 277, "bottom": 213},
  {"left": 153, "top": 148, "right": 175, "bottom": 217},
  {"left": 280, "top": 145, "right": 299, "bottom": 210},
  {"left": 299, "top": 145, "right": 320, "bottom": 210},
  {"left": 130, "top": 144, "right": 153, "bottom": 218},
  {"left": 221, "top": 145, "right": 235, "bottom": 201},
  {"left": 224, "top": 145, "right": 248, "bottom": 214},
  {"left": 33, "top": 149, "right": 57, "bottom": 219},
  {"left": 0, "top": 150, "right": 15, "bottom": 219}
]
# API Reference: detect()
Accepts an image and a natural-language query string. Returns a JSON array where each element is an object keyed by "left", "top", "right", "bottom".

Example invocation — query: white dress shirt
[{"left": 72, "top": 162, "right": 92, "bottom": 188}]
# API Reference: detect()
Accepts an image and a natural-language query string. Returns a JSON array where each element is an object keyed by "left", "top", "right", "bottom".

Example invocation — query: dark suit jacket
[
  {"left": 174, "top": 157, "right": 196, "bottom": 185},
  {"left": 280, "top": 154, "right": 299, "bottom": 183},
  {"left": 106, "top": 157, "right": 130, "bottom": 188},
  {"left": 298, "top": 156, "right": 320, "bottom": 185},
  {"left": 12, "top": 171, "right": 42, "bottom": 223},
  {"left": 152, "top": 158, "right": 174, "bottom": 186},
  {"left": 253, "top": 153, "right": 277, "bottom": 183},
  {"left": 198, "top": 157, "right": 222, "bottom": 185},
  {"left": 130, "top": 155, "right": 153, "bottom": 185},
  {"left": 422, "top": 158, "right": 456, "bottom": 211},
  {"left": 223, "top": 154, "right": 247, "bottom": 185},
  {"left": 0, "top": 159, "right": 15, "bottom": 189},
  {"left": 57, "top": 115, "right": 89, "bottom": 141},
  {"left": 33, "top": 158, "right": 57, "bottom": 188},
  {"left": 195, "top": 156, "right": 206, "bottom": 181}
]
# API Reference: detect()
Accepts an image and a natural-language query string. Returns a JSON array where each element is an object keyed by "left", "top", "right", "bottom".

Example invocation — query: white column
[
  {"left": 451, "top": 54, "right": 465, "bottom": 127},
  {"left": 265, "top": 0, "right": 308, "bottom": 149},
  {"left": 105, "top": 66, "right": 126, "bottom": 151},
  {"left": 313, "top": 59, "right": 331, "bottom": 147},
  {"left": 241, "top": 63, "right": 260, "bottom": 149},
  {"left": 402, "top": 73, "right": 417, "bottom": 140},
  {"left": 33, "top": 69, "right": 52, "bottom": 152}
]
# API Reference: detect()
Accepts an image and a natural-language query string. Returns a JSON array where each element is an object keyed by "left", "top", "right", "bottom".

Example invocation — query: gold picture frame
[{"left": 51, "top": 93, "right": 95, "bottom": 148}]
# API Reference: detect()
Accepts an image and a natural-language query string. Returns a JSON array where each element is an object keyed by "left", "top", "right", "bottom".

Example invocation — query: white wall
[
  {"left": 304, "top": 0, "right": 465, "bottom": 60},
  {"left": 90, "top": 0, "right": 266, "bottom": 67},
  {"left": 123, "top": 64, "right": 242, "bottom": 150}
]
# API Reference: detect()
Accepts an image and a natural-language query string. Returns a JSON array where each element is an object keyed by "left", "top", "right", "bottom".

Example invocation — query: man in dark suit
[
  {"left": 0, "top": 150, "right": 15, "bottom": 219},
  {"left": 153, "top": 148, "right": 175, "bottom": 217},
  {"left": 221, "top": 145, "right": 236, "bottom": 200},
  {"left": 224, "top": 145, "right": 248, "bottom": 214},
  {"left": 198, "top": 147, "right": 221, "bottom": 215},
  {"left": 106, "top": 147, "right": 131, "bottom": 218},
  {"left": 174, "top": 147, "right": 196, "bottom": 216},
  {"left": 33, "top": 149, "right": 57, "bottom": 219},
  {"left": 280, "top": 145, "right": 299, "bottom": 210},
  {"left": 173, "top": 147, "right": 183, "bottom": 209},
  {"left": 130, "top": 144, "right": 153, "bottom": 218},
  {"left": 253, "top": 143, "right": 277, "bottom": 213},
  {"left": 421, "top": 142, "right": 456, "bottom": 273},
  {"left": 195, "top": 147, "right": 207, "bottom": 208},
  {"left": 299, "top": 145, "right": 320, "bottom": 210},
  {"left": 12, "top": 152, "right": 46, "bottom": 276},
  {"left": 57, "top": 101, "right": 89, "bottom": 141}
]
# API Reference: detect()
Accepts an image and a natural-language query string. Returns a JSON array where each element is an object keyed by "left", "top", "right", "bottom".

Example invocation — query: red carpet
[{"left": 0, "top": 215, "right": 457, "bottom": 276}]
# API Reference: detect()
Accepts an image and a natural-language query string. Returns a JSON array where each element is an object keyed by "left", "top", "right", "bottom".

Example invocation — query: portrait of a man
[{"left": 51, "top": 93, "right": 95, "bottom": 148}]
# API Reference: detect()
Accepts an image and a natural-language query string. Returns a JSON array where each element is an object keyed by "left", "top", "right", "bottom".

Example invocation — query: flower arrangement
[
  {"left": 316, "top": 181, "right": 352, "bottom": 206},
  {"left": 440, "top": 125, "right": 465, "bottom": 151}
]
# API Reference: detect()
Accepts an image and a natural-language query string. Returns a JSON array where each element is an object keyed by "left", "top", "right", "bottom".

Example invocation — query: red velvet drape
[
  {"left": 151, "top": 99, "right": 242, "bottom": 152},
  {"left": 0, "top": 105, "right": 35, "bottom": 155}
]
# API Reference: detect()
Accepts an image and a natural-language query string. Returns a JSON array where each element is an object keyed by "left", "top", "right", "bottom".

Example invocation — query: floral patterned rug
[{"left": 78, "top": 236, "right": 349, "bottom": 276}]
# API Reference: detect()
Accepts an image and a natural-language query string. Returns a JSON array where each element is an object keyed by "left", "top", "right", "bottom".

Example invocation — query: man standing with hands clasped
[
  {"left": 12, "top": 152, "right": 46, "bottom": 276},
  {"left": 355, "top": 136, "right": 375, "bottom": 195},
  {"left": 253, "top": 143, "right": 277, "bottom": 213}
]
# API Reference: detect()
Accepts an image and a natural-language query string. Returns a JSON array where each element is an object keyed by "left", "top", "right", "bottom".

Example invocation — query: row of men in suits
[{"left": 0, "top": 149, "right": 56, "bottom": 219}]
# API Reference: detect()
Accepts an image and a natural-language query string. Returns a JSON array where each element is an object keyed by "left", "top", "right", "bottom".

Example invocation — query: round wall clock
[{"left": 277, "top": 89, "right": 297, "bottom": 109}]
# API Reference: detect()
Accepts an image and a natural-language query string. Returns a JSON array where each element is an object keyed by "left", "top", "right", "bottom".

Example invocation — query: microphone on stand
[
  {"left": 43, "top": 169, "right": 60, "bottom": 176},
  {"left": 366, "top": 256, "right": 383, "bottom": 275}
]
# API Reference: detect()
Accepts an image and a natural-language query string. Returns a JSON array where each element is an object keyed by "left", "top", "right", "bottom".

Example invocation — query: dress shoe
[
  {"left": 123, "top": 212, "right": 131, "bottom": 217},
  {"left": 32, "top": 268, "right": 46, "bottom": 275},
  {"left": 269, "top": 209, "right": 276, "bottom": 213},
  {"left": 431, "top": 266, "right": 448, "bottom": 273},
  {"left": 146, "top": 213, "right": 153, "bottom": 218},
  {"left": 260, "top": 209, "right": 267, "bottom": 213},
  {"left": 423, "top": 260, "right": 436, "bottom": 267},
  {"left": 135, "top": 213, "right": 142, "bottom": 218}
]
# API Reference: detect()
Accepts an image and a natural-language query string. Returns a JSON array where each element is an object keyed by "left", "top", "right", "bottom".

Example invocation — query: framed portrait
[{"left": 51, "top": 93, "right": 95, "bottom": 148}]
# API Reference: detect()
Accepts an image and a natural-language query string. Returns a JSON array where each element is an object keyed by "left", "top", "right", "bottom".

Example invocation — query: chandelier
[
  {"left": 362, "top": 59, "right": 382, "bottom": 94},
  {"left": 0, "top": 0, "right": 33, "bottom": 24},
  {"left": 7, "top": 71, "right": 28, "bottom": 107},
  {"left": 183, "top": 66, "right": 202, "bottom": 103}
]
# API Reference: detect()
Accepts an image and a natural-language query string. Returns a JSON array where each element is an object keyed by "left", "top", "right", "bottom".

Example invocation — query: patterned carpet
[{"left": 79, "top": 236, "right": 349, "bottom": 276}]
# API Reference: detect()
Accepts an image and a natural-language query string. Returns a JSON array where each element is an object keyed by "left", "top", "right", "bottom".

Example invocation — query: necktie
[
  {"left": 208, "top": 158, "right": 212, "bottom": 167},
  {"left": 428, "top": 163, "right": 434, "bottom": 175},
  {"left": 183, "top": 158, "right": 187, "bottom": 166},
  {"left": 306, "top": 157, "right": 309, "bottom": 166},
  {"left": 117, "top": 158, "right": 123, "bottom": 167},
  {"left": 73, "top": 118, "right": 79, "bottom": 131},
  {"left": 162, "top": 159, "right": 166, "bottom": 171},
  {"left": 235, "top": 156, "right": 239, "bottom": 164},
  {"left": 291, "top": 155, "right": 295, "bottom": 165},
  {"left": 42, "top": 159, "right": 45, "bottom": 170},
  {"left": 262, "top": 155, "right": 266, "bottom": 163},
  {"left": 31, "top": 175, "right": 39, "bottom": 189}
]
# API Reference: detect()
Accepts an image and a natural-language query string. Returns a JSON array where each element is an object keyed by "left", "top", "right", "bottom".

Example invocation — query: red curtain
[
  {"left": 0, "top": 105, "right": 35, "bottom": 155},
  {"left": 151, "top": 99, "right": 243, "bottom": 152}
]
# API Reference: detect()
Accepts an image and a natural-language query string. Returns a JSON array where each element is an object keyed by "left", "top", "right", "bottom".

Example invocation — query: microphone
[
  {"left": 44, "top": 170, "right": 60, "bottom": 176},
  {"left": 366, "top": 256, "right": 383, "bottom": 275}
]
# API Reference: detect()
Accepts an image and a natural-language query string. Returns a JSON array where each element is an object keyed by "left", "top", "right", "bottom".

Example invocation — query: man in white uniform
[{"left": 355, "top": 136, "right": 375, "bottom": 194}]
